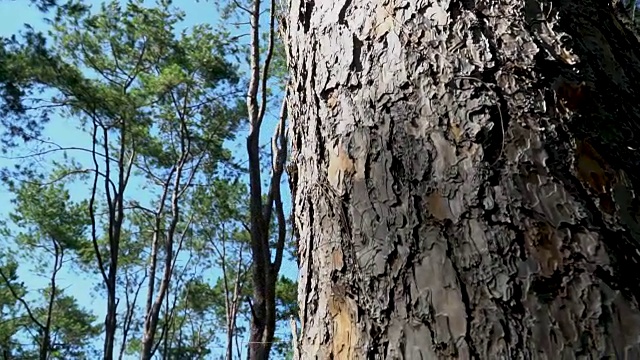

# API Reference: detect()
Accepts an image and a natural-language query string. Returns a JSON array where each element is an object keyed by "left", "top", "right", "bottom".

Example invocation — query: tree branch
[
  {"left": 0, "top": 268, "right": 44, "bottom": 330},
  {"left": 266, "top": 95, "right": 288, "bottom": 273},
  {"left": 257, "top": 0, "right": 278, "bottom": 127},
  {"left": 89, "top": 123, "right": 109, "bottom": 286}
]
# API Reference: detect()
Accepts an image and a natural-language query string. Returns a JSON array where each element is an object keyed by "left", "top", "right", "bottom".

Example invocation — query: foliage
[
  {"left": 0, "top": 179, "right": 101, "bottom": 359},
  {"left": 0, "top": 258, "right": 28, "bottom": 358}
]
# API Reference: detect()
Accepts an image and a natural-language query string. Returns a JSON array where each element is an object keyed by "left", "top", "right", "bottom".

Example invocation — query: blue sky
[{"left": 0, "top": 0, "right": 295, "bottom": 357}]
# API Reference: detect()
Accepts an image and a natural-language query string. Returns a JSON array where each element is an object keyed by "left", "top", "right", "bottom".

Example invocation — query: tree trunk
[
  {"left": 104, "top": 275, "right": 118, "bottom": 360},
  {"left": 285, "top": 0, "right": 640, "bottom": 358}
]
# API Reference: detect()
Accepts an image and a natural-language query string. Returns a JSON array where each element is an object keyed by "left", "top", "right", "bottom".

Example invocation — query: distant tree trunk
[
  {"left": 285, "top": 0, "right": 640, "bottom": 357},
  {"left": 244, "top": 0, "right": 289, "bottom": 356}
]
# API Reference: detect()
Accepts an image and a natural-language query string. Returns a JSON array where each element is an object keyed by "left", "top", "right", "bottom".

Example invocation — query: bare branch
[
  {"left": 125, "top": 201, "right": 157, "bottom": 216},
  {"left": 124, "top": 36, "right": 148, "bottom": 92},
  {"left": 257, "top": 0, "right": 278, "bottom": 126},
  {"left": 118, "top": 268, "right": 146, "bottom": 360},
  {"left": 0, "top": 268, "right": 44, "bottom": 330},
  {"left": 230, "top": 21, "right": 252, "bottom": 26},
  {"left": 169, "top": 212, "right": 194, "bottom": 277},
  {"left": 0, "top": 145, "right": 110, "bottom": 162},
  {"left": 79, "top": 39, "right": 123, "bottom": 87},
  {"left": 42, "top": 240, "right": 63, "bottom": 360},
  {"left": 89, "top": 123, "right": 109, "bottom": 286},
  {"left": 102, "top": 126, "right": 115, "bottom": 265},
  {"left": 232, "top": 0, "right": 253, "bottom": 14},
  {"left": 265, "top": 94, "right": 289, "bottom": 274}
]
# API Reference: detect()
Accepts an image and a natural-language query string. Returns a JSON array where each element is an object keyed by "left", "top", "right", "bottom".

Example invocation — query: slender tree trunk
[
  {"left": 38, "top": 333, "right": 49, "bottom": 360},
  {"left": 104, "top": 273, "right": 118, "bottom": 360},
  {"left": 102, "top": 124, "right": 131, "bottom": 360},
  {"left": 244, "top": 0, "right": 288, "bottom": 356},
  {"left": 103, "top": 200, "right": 125, "bottom": 360},
  {"left": 285, "top": 0, "right": 640, "bottom": 358},
  {"left": 141, "top": 229, "right": 161, "bottom": 360},
  {"left": 224, "top": 247, "right": 244, "bottom": 360},
  {"left": 40, "top": 243, "right": 61, "bottom": 360}
]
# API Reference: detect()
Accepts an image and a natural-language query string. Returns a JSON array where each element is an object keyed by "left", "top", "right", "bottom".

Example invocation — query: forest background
[{"left": 0, "top": 0, "right": 297, "bottom": 358}]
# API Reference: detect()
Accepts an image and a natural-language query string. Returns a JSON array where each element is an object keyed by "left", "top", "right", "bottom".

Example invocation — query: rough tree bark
[{"left": 285, "top": 0, "right": 640, "bottom": 358}]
